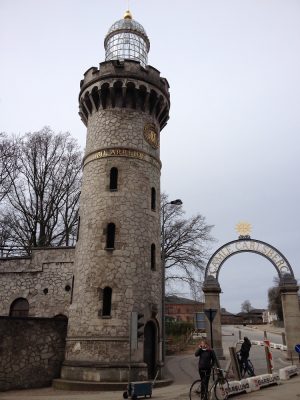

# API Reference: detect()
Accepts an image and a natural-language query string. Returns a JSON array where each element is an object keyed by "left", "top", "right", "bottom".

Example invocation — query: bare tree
[
  {"left": 241, "top": 300, "right": 253, "bottom": 313},
  {"left": 161, "top": 192, "right": 214, "bottom": 291},
  {"left": 0, "top": 216, "right": 14, "bottom": 257},
  {"left": 190, "top": 277, "right": 205, "bottom": 303},
  {"left": 0, "top": 127, "right": 82, "bottom": 253},
  {"left": 0, "top": 133, "right": 18, "bottom": 202},
  {"left": 268, "top": 277, "right": 283, "bottom": 321}
]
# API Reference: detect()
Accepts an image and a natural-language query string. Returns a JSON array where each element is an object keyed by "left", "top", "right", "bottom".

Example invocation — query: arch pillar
[
  {"left": 203, "top": 276, "right": 224, "bottom": 359},
  {"left": 280, "top": 274, "right": 300, "bottom": 357}
]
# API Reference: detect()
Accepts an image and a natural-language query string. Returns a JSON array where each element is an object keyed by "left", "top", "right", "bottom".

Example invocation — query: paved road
[
  {"left": 165, "top": 325, "right": 290, "bottom": 385},
  {"left": 227, "top": 324, "right": 284, "bottom": 345},
  {"left": 222, "top": 324, "right": 283, "bottom": 346},
  {"left": 1, "top": 325, "right": 298, "bottom": 400},
  {"left": 1, "top": 378, "right": 300, "bottom": 400},
  {"left": 165, "top": 354, "right": 198, "bottom": 384},
  {"left": 222, "top": 325, "right": 290, "bottom": 374}
]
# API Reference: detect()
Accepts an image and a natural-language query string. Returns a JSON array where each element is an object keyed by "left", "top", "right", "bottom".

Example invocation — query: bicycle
[
  {"left": 189, "top": 367, "right": 229, "bottom": 400},
  {"left": 236, "top": 352, "right": 255, "bottom": 378}
]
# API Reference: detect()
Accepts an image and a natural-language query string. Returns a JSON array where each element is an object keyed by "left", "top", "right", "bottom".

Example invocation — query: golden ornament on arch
[{"left": 235, "top": 221, "right": 252, "bottom": 236}]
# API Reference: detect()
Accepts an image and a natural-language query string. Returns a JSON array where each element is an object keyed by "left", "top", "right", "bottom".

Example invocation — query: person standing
[
  {"left": 240, "top": 336, "right": 251, "bottom": 371},
  {"left": 195, "top": 339, "right": 218, "bottom": 400}
]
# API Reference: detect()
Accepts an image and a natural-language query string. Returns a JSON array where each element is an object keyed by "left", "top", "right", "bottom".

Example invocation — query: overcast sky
[{"left": 1, "top": 0, "right": 299, "bottom": 313}]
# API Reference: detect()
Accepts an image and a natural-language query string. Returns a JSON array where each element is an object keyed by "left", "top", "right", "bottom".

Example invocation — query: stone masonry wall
[
  {"left": 84, "top": 108, "right": 160, "bottom": 160},
  {"left": 65, "top": 107, "right": 162, "bottom": 366},
  {"left": 0, "top": 247, "right": 75, "bottom": 317},
  {"left": 0, "top": 317, "right": 68, "bottom": 391}
]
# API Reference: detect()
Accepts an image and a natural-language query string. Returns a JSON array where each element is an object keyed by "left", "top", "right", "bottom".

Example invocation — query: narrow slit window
[
  {"left": 110, "top": 167, "right": 118, "bottom": 191},
  {"left": 102, "top": 286, "right": 112, "bottom": 316},
  {"left": 9, "top": 298, "right": 29, "bottom": 317},
  {"left": 151, "top": 187, "right": 156, "bottom": 210},
  {"left": 70, "top": 275, "right": 75, "bottom": 304},
  {"left": 151, "top": 243, "right": 156, "bottom": 271},
  {"left": 76, "top": 216, "right": 80, "bottom": 241},
  {"left": 106, "top": 223, "right": 116, "bottom": 249}
]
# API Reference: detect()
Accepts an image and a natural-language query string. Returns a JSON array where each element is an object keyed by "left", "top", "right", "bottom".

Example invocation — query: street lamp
[{"left": 161, "top": 198, "right": 183, "bottom": 363}]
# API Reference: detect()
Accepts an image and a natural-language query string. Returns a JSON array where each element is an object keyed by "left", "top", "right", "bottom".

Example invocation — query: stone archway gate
[{"left": 203, "top": 238, "right": 300, "bottom": 358}]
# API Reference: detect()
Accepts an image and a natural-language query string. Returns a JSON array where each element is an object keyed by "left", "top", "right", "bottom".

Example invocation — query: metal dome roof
[
  {"left": 104, "top": 11, "right": 150, "bottom": 67},
  {"left": 106, "top": 18, "right": 148, "bottom": 39}
]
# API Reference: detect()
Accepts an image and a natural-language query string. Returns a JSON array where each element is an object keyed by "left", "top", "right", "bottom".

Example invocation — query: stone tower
[{"left": 61, "top": 11, "right": 170, "bottom": 383}]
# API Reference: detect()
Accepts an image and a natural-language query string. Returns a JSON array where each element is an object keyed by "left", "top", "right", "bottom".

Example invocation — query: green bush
[{"left": 165, "top": 320, "right": 193, "bottom": 336}]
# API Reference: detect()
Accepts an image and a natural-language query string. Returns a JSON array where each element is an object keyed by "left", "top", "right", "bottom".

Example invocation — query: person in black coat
[
  {"left": 240, "top": 337, "right": 251, "bottom": 370},
  {"left": 195, "top": 339, "right": 218, "bottom": 400}
]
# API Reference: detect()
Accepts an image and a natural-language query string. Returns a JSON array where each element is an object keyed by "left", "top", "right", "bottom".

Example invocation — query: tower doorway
[{"left": 143, "top": 321, "right": 157, "bottom": 379}]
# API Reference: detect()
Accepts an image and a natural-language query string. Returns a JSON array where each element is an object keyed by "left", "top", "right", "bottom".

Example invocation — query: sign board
[
  {"left": 295, "top": 344, "right": 300, "bottom": 354},
  {"left": 204, "top": 308, "right": 217, "bottom": 322},
  {"left": 195, "top": 312, "right": 205, "bottom": 330}
]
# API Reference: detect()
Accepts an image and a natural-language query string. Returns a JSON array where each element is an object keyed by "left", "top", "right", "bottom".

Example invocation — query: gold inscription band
[
  {"left": 83, "top": 147, "right": 161, "bottom": 170},
  {"left": 207, "top": 239, "right": 292, "bottom": 278}
]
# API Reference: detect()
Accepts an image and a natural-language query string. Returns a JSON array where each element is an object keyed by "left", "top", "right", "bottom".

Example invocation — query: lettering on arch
[{"left": 205, "top": 239, "right": 294, "bottom": 281}]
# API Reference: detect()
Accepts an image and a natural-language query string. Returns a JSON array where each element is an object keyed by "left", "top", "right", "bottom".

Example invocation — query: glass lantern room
[{"left": 104, "top": 10, "right": 150, "bottom": 68}]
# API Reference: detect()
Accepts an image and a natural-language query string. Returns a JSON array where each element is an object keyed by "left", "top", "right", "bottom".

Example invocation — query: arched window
[
  {"left": 110, "top": 167, "right": 118, "bottom": 191},
  {"left": 151, "top": 243, "right": 156, "bottom": 270},
  {"left": 54, "top": 314, "right": 68, "bottom": 320},
  {"left": 106, "top": 223, "right": 116, "bottom": 249},
  {"left": 151, "top": 187, "right": 156, "bottom": 210},
  {"left": 102, "top": 286, "right": 112, "bottom": 317},
  {"left": 9, "top": 298, "right": 29, "bottom": 317}
]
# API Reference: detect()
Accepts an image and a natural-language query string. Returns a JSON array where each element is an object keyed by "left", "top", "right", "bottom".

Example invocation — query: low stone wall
[
  {"left": 0, "top": 247, "right": 74, "bottom": 318},
  {"left": 0, "top": 317, "right": 68, "bottom": 391}
]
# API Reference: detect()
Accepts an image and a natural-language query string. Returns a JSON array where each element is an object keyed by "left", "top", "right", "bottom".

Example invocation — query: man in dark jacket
[
  {"left": 240, "top": 336, "right": 251, "bottom": 371},
  {"left": 195, "top": 339, "right": 218, "bottom": 400}
]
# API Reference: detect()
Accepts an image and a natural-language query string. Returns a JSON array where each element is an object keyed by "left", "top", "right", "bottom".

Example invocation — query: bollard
[
  {"left": 264, "top": 330, "right": 267, "bottom": 340},
  {"left": 264, "top": 340, "right": 273, "bottom": 374},
  {"left": 239, "top": 330, "right": 241, "bottom": 340},
  {"left": 282, "top": 332, "right": 286, "bottom": 346}
]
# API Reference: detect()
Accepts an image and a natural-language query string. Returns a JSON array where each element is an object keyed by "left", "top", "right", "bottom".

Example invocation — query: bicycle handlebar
[{"left": 212, "top": 367, "right": 227, "bottom": 373}]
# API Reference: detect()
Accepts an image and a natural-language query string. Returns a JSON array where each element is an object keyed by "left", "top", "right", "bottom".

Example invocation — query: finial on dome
[{"left": 124, "top": 10, "right": 132, "bottom": 19}]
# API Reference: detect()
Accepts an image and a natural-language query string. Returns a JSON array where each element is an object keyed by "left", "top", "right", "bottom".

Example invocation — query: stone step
[{"left": 52, "top": 378, "right": 173, "bottom": 391}]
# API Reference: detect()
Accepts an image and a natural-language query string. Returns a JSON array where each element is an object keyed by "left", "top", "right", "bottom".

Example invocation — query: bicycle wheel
[
  {"left": 241, "top": 366, "right": 246, "bottom": 378},
  {"left": 189, "top": 379, "right": 202, "bottom": 400},
  {"left": 214, "top": 377, "right": 229, "bottom": 400},
  {"left": 239, "top": 361, "right": 246, "bottom": 378},
  {"left": 247, "top": 360, "right": 255, "bottom": 376}
]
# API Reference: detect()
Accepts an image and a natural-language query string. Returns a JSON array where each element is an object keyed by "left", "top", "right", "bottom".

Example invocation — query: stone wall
[
  {"left": 65, "top": 106, "right": 162, "bottom": 360},
  {"left": 0, "top": 317, "right": 68, "bottom": 391},
  {"left": 0, "top": 247, "right": 75, "bottom": 317},
  {"left": 61, "top": 60, "right": 168, "bottom": 382}
]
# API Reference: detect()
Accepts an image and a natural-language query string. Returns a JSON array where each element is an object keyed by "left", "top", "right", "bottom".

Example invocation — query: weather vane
[{"left": 235, "top": 221, "right": 252, "bottom": 239}]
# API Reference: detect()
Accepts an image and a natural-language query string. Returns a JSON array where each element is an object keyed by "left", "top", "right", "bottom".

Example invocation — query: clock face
[{"left": 144, "top": 123, "right": 159, "bottom": 149}]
